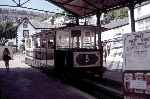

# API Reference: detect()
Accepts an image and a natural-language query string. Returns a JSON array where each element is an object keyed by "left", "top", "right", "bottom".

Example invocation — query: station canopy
[{"left": 47, "top": 0, "right": 147, "bottom": 17}]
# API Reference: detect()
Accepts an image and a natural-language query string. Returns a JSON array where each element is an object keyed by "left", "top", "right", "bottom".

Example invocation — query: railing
[{"left": 26, "top": 49, "right": 54, "bottom": 60}]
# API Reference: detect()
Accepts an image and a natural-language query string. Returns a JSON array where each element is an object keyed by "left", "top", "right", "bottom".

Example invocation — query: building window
[
  {"left": 23, "top": 20, "right": 28, "bottom": 28},
  {"left": 26, "top": 39, "right": 31, "bottom": 48},
  {"left": 23, "top": 30, "right": 29, "bottom": 38}
]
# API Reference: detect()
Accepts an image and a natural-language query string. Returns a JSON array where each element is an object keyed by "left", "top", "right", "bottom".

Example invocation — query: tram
[
  {"left": 25, "top": 30, "right": 55, "bottom": 68},
  {"left": 54, "top": 24, "right": 105, "bottom": 78},
  {"left": 25, "top": 24, "right": 105, "bottom": 78}
]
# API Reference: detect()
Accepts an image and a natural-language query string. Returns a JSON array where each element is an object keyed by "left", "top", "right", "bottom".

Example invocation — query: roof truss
[{"left": 47, "top": 0, "right": 148, "bottom": 17}]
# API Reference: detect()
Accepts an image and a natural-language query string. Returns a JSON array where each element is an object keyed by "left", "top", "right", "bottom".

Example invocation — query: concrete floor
[{"left": 0, "top": 53, "right": 96, "bottom": 99}]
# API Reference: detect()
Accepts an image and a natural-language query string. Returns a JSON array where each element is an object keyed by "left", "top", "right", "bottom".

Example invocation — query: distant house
[{"left": 16, "top": 17, "right": 52, "bottom": 51}]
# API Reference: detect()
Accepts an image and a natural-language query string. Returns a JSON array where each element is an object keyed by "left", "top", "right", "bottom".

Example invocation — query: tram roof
[
  {"left": 47, "top": 0, "right": 148, "bottom": 17},
  {"left": 51, "top": 24, "right": 107, "bottom": 31}
]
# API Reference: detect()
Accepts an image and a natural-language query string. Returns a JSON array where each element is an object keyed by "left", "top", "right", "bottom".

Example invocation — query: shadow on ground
[{"left": 0, "top": 68, "right": 94, "bottom": 99}]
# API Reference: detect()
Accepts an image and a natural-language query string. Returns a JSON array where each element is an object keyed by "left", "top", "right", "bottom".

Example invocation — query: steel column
[
  {"left": 75, "top": 16, "right": 79, "bottom": 25},
  {"left": 129, "top": 3, "right": 136, "bottom": 32},
  {"left": 96, "top": 12, "right": 103, "bottom": 68}
]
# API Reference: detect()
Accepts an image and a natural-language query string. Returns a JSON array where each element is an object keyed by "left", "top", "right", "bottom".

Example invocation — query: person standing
[{"left": 3, "top": 48, "right": 11, "bottom": 71}]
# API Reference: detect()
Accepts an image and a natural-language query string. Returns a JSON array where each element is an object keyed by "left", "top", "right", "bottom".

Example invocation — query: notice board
[
  {"left": 124, "top": 30, "right": 150, "bottom": 70},
  {"left": 123, "top": 30, "right": 150, "bottom": 99}
]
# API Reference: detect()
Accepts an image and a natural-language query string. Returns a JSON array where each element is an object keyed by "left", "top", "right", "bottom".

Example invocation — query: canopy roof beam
[
  {"left": 62, "top": 0, "right": 75, "bottom": 4},
  {"left": 11, "top": 0, "right": 31, "bottom": 7},
  {"left": 46, "top": 0, "right": 79, "bottom": 16},
  {"left": 47, "top": 0, "right": 148, "bottom": 17},
  {"left": 128, "top": 3, "right": 136, "bottom": 32},
  {"left": 62, "top": 3, "right": 94, "bottom": 10},
  {"left": 96, "top": 12, "right": 103, "bottom": 69},
  {"left": 11, "top": 0, "right": 18, "bottom": 5},
  {"left": 82, "top": 0, "right": 101, "bottom": 10},
  {"left": 20, "top": 0, "right": 31, "bottom": 6}
]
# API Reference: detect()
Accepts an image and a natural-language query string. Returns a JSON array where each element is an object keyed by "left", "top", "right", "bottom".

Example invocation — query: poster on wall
[
  {"left": 123, "top": 30, "right": 150, "bottom": 99},
  {"left": 73, "top": 51, "right": 100, "bottom": 67},
  {"left": 124, "top": 71, "right": 150, "bottom": 99}
]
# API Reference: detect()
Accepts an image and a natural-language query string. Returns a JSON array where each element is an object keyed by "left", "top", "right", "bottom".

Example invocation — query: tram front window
[
  {"left": 72, "top": 36, "right": 81, "bottom": 48},
  {"left": 56, "top": 26, "right": 97, "bottom": 49},
  {"left": 48, "top": 40, "right": 54, "bottom": 48}
]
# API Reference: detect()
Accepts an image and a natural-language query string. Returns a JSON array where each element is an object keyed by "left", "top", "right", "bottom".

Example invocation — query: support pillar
[
  {"left": 18, "top": 0, "right": 21, "bottom": 6},
  {"left": 75, "top": 16, "right": 79, "bottom": 25},
  {"left": 96, "top": 12, "right": 103, "bottom": 68},
  {"left": 54, "top": 31, "right": 56, "bottom": 50},
  {"left": 16, "top": 31, "right": 18, "bottom": 52},
  {"left": 129, "top": 3, "right": 136, "bottom": 32}
]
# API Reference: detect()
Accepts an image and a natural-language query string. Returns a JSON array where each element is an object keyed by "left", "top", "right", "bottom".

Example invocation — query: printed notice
[
  {"left": 124, "top": 31, "right": 150, "bottom": 70},
  {"left": 130, "top": 80, "right": 147, "bottom": 90}
]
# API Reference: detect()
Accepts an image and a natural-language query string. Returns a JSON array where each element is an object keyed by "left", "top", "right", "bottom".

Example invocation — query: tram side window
[
  {"left": 71, "top": 30, "right": 81, "bottom": 48},
  {"left": 83, "top": 31, "right": 93, "bottom": 48},
  {"left": 48, "top": 40, "right": 54, "bottom": 48},
  {"left": 41, "top": 39, "right": 47, "bottom": 48}
]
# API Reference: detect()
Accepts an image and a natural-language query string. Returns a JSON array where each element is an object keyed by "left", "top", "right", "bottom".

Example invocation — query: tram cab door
[{"left": 71, "top": 30, "right": 81, "bottom": 48}]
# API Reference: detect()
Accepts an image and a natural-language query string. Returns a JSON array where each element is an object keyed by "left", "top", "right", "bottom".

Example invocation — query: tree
[
  {"left": 103, "top": 7, "right": 128, "bottom": 24},
  {"left": 0, "top": 22, "right": 17, "bottom": 46}
]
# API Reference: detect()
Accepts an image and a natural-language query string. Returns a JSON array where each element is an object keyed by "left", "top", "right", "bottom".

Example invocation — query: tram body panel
[
  {"left": 25, "top": 31, "right": 55, "bottom": 68},
  {"left": 25, "top": 48, "right": 54, "bottom": 67}
]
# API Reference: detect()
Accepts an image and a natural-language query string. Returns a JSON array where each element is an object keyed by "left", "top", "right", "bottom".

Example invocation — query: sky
[{"left": 0, "top": 0, "right": 63, "bottom": 13}]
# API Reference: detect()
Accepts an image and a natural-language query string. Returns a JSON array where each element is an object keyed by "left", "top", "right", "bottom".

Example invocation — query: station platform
[{"left": 0, "top": 68, "right": 95, "bottom": 99}]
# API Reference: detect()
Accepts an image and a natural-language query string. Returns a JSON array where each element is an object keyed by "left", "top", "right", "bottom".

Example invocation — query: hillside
[{"left": 0, "top": 8, "right": 53, "bottom": 23}]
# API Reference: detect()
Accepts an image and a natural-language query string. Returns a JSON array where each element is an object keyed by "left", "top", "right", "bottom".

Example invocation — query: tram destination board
[{"left": 123, "top": 30, "right": 150, "bottom": 99}]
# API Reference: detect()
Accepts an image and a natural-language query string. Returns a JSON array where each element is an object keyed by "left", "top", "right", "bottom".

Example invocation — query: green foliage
[
  {"left": 103, "top": 8, "right": 128, "bottom": 23},
  {"left": 111, "top": 8, "right": 128, "bottom": 19},
  {"left": 0, "top": 22, "right": 17, "bottom": 45}
]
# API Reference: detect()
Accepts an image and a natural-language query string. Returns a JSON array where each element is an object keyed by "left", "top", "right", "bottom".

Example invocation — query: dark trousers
[{"left": 4, "top": 60, "right": 9, "bottom": 71}]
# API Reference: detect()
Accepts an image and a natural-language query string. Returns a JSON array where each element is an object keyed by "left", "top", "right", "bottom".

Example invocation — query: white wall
[
  {"left": 102, "top": 25, "right": 130, "bottom": 41},
  {"left": 102, "top": 3, "right": 150, "bottom": 70},
  {"left": 102, "top": 3, "right": 150, "bottom": 40},
  {"left": 134, "top": 3, "right": 150, "bottom": 20},
  {"left": 54, "top": 16, "right": 65, "bottom": 27}
]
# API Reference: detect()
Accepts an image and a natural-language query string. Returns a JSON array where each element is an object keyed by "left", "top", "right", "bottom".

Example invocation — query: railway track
[{"left": 44, "top": 68, "right": 124, "bottom": 99}]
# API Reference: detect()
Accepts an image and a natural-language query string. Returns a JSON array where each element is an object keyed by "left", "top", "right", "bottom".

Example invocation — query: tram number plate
[{"left": 73, "top": 51, "right": 100, "bottom": 67}]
